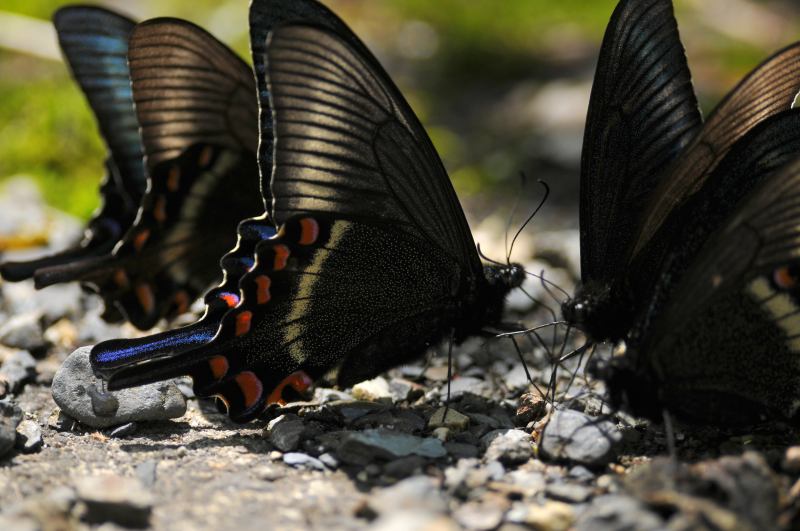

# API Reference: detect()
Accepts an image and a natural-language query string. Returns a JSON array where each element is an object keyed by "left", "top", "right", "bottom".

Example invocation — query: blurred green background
[{"left": 0, "top": 0, "right": 798, "bottom": 219}]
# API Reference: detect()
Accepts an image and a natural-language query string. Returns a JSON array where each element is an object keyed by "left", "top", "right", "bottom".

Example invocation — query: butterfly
[
  {"left": 90, "top": 0, "right": 525, "bottom": 423},
  {"left": 0, "top": 6, "right": 145, "bottom": 290},
  {"left": 561, "top": 0, "right": 800, "bottom": 423},
  {"left": 0, "top": 8, "right": 264, "bottom": 330}
]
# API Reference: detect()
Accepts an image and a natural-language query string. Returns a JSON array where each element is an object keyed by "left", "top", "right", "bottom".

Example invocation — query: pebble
[
  {"left": 14, "top": 419, "right": 43, "bottom": 453},
  {"left": 252, "top": 464, "right": 287, "bottom": 481},
  {"left": 283, "top": 452, "right": 327, "bottom": 471},
  {"left": 383, "top": 455, "right": 427, "bottom": 479},
  {"left": 453, "top": 498, "right": 507, "bottom": 531},
  {"left": 368, "top": 476, "right": 448, "bottom": 516},
  {"left": 445, "top": 441, "right": 479, "bottom": 459},
  {"left": 481, "top": 429, "right": 533, "bottom": 465},
  {"left": 539, "top": 409, "right": 622, "bottom": 467},
  {"left": 575, "top": 495, "right": 662, "bottom": 531},
  {"left": 783, "top": 445, "right": 800, "bottom": 473},
  {"left": 351, "top": 376, "right": 393, "bottom": 402},
  {"left": 0, "top": 399, "right": 22, "bottom": 457},
  {"left": 109, "top": 422, "right": 137, "bottom": 438},
  {"left": 506, "top": 500, "right": 575, "bottom": 531},
  {"left": 51, "top": 347, "right": 186, "bottom": 428},
  {"left": 134, "top": 460, "right": 157, "bottom": 487},
  {"left": 545, "top": 482, "right": 592, "bottom": 503},
  {"left": 329, "top": 400, "right": 385, "bottom": 422},
  {"left": 447, "top": 376, "right": 491, "bottom": 398},
  {"left": 266, "top": 415, "right": 306, "bottom": 452},
  {"left": 428, "top": 406, "right": 470, "bottom": 430},
  {"left": 336, "top": 428, "right": 446, "bottom": 465},
  {"left": 0, "top": 312, "right": 46, "bottom": 352},
  {"left": 74, "top": 474, "right": 153, "bottom": 528},
  {"left": 0, "top": 349, "right": 36, "bottom": 396},
  {"left": 387, "top": 378, "right": 415, "bottom": 402}
]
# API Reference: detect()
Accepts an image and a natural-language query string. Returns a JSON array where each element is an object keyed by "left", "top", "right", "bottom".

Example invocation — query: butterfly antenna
[
  {"left": 531, "top": 268, "right": 571, "bottom": 305},
  {"left": 509, "top": 335, "right": 550, "bottom": 402},
  {"left": 508, "top": 180, "right": 549, "bottom": 264},
  {"left": 519, "top": 286, "right": 558, "bottom": 323},
  {"left": 477, "top": 243, "right": 507, "bottom": 268},
  {"left": 504, "top": 173, "right": 526, "bottom": 263}
]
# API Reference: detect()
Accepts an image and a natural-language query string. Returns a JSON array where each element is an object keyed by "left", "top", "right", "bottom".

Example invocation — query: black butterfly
[
  {"left": 1, "top": 10, "right": 264, "bottom": 330},
  {"left": 561, "top": 0, "right": 800, "bottom": 423},
  {"left": 0, "top": 6, "right": 145, "bottom": 289},
  {"left": 90, "top": 0, "right": 524, "bottom": 423}
]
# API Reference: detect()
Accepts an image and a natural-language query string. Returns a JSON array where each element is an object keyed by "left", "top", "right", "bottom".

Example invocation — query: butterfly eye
[{"left": 773, "top": 266, "right": 800, "bottom": 291}]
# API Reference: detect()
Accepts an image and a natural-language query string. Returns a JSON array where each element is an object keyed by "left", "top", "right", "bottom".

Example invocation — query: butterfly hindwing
[{"left": 0, "top": 6, "right": 143, "bottom": 282}]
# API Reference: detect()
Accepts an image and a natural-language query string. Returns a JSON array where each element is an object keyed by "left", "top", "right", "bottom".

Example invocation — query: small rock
[
  {"left": 313, "top": 388, "right": 353, "bottom": 403},
  {"left": 0, "top": 399, "right": 22, "bottom": 457},
  {"left": 0, "top": 312, "right": 45, "bottom": 352},
  {"left": 42, "top": 319, "right": 78, "bottom": 350},
  {"left": 266, "top": 415, "right": 306, "bottom": 452},
  {"left": 453, "top": 497, "right": 507, "bottom": 531},
  {"left": 51, "top": 347, "right": 186, "bottom": 428},
  {"left": 329, "top": 400, "right": 385, "bottom": 422},
  {"left": 428, "top": 407, "right": 470, "bottom": 431},
  {"left": 135, "top": 461, "right": 157, "bottom": 487},
  {"left": 545, "top": 482, "right": 592, "bottom": 503},
  {"left": 318, "top": 452, "right": 338, "bottom": 469},
  {"left": 14, "top": 419, "right": 43, "bottom": 453},
  {"left": 337, "top": 428, "right": 446, "bottom": 465},
  {"left": 351, "top": 376, "right": 393, "bottom": 402},
  {"left": 109, "top": 422, "right": 137, "bottom": 438},
  {"left": 369, "top": 476, "right": 448, "bottom": 516},
  {"left": 540, "top": 409, "right": 622, "bottom": 467},
  {"left": 445, "top": 441, "right": 479, "bottom": 459},
  {"left": 74, "top": 474, "right": 153, "bottom": 528},
  {"left": 507, "top": 500, "right": 575, "bottom": 531},
  {"left": 384, "top": 455, "right": 427, "bottom": 479},
  {"left": 784, "top": 446, "right": 800, "bottom": 473},
  {"left": 252, "top": 464, "right": 286, "bottom": 481},
  {"left": 448, "top": 377, "right": 490, "bottom": 398},
  {"left": 515, "top": 391, "right": 548, "bottom": 425},
  {"left": 504, "top": 470, "right": 547, "bottom": 498},
  {"left": 482, "top": 429, "right": 533, "bottom": 465},
  {"left": 575, "top": 495, "right": 662, "bottom": 531},
  {"left": 283, "top": 452, "right": 326, "bottom": 471},
  {"left": 0, "top": 349, "right": 36, "bottom": 395},
  {"left": 387, "top": 378, "right": 415, "bottom": 402}
]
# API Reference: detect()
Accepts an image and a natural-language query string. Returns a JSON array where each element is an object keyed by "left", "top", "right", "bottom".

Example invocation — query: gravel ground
[{"left": 1, "top": 180, "right": 800, "bottom": 531}]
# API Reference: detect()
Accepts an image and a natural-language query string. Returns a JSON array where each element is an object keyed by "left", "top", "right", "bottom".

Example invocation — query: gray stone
[
  {"left": 0, "top": 312, "right": 45, "bottom": 351},
  {"left": 51, "top": 347, "right": 186, "bottom": 428},
  {"left": 74, "top": 474, "right": 153, "bottom": 528},
  {"left": 135, "top": 460, "right": 157, "bottom": 487},
  {"left": 428, "top": 406, "right": 470, "bottom": 430},
  {"left": 0, "top": 400, "right": 22, "bottom": 457},
  {"left": 368, "top": 476, "right": 448, "bottom": 516},
  {"left": 283, "top": 452, "right": 326, "bottom": 471},
  {"left": 14, "top": 419, "right": 43, "bottom": 453},
  {"left": 351, "top": 376, "right": 393, "bottom": 402},
  {"left": 329, "top": 400, "right": 386, "bottom": 422},
  {"left": 447, "top": 377, "right": 491, "bottom": 398},
  {"left": 0, "top": 349, "right": 36, "bottom": 395},
  {"left": 540, "top": 409, "right": 622, "bottom": 467},
  {"left": 453, "top": 499, "right": 506, "bottom": 531},
  {"left": 482, "top": 429, "right": 533, "bottom": 465},
  {"left": 337, "top": 428, "right": 446, "bottom": 465},
  {"left": 545, "top": 482, "right": 592, "bottom": 503},
  {"left": 266, "top": 415, "right": 306, "bottom": 452},
  {"left": 506, "top": 500, "right": 575, "bottom": 531},
  {"left": 387, "top": 378, "right": 415, "bottom": 402},
  {"left": 575, "top": 495, "right": 662, "bottom": 531}
]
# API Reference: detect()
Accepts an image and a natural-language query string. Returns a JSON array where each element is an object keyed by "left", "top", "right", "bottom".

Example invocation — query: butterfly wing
[
  {"left": 0, "top": 6, "right": 143, "bottom": 282},
  {"left": 38, "top": 19, "right": 264, "bottom": 330},
  {"left": 622, "top": 109, "right": 800, "bottom": 422},
  {"left": 94, "top": 19, "right": 489, "bottom": 422},
  {"left": 579, "top": 0, "right": 702, "bottom": 285},
  {"left": 632, "top": 42, "right": 800, "bottom": 258}
]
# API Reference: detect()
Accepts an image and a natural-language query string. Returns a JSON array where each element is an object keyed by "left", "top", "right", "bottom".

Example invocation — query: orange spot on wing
[
  {"left": 298, "top": 218, "right": 319, "bottom": 245},
  {"left": 133, "top": 229, "right": 150, "bottom": 252},
  {"left": 235, "top": 371, "right": 263, "bottom": 409},
  {"left": 198, "top": 146, "right": 214, "bottom": 167},
  {"left": 208, "top": 356, "right": 229, "bottom": 380},
  {"left": 267, "top": 371, "right": 314, "bottom": 405},
  {"left": 220, "top": 292, "right": 240, "bottom": 307},
  {"left": 135, "top": 283, "right": 155, "bottom": 315},
  {"left": 774, "top": 267, "right": 798, "bottom": 290},
  {"left": 173, "top": 290, "right": 190, "bottom": 314},
  {"left": 154, "top": 196, "right": 168, "bottom": 224},
  {"left": 235, "top": 311, "right": 252, "bottom": 336},
  {"left": 255, "top": 275, "right": 271, "bottom": 304},
  {"left": 167, "top": 166, "right": 181, "bottom": 192},
  {"left": 113, "top": 269, "right": 129, "bottom": 289},
  {"left": 273, "top": 244, "right": 290, "bottom": 271}
]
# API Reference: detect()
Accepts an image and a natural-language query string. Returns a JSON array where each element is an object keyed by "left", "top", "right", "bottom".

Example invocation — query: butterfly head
[{"left": 561, "top": 280, "right": 633, "bottom": 343}]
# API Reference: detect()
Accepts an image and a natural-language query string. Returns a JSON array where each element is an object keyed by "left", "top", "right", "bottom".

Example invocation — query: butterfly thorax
[{"left": 562, "top": 279, "right": 634, "bottom": 343}]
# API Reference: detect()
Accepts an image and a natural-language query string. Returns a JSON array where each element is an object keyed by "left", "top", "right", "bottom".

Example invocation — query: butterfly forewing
[
  {"left": 633, "top": 41, "right": 800, "bottom": 256},
  {"left": 579, "top": 0, "right": 701, "bottom": 284}
]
